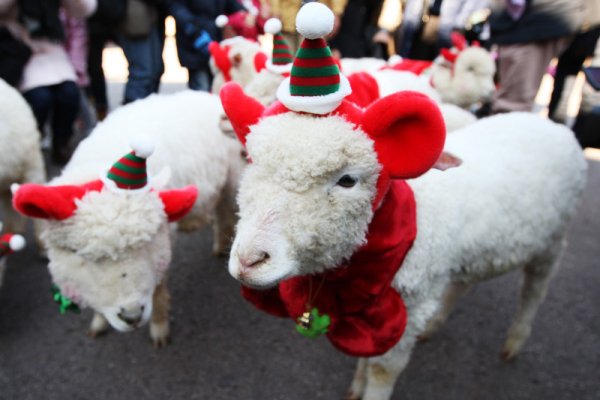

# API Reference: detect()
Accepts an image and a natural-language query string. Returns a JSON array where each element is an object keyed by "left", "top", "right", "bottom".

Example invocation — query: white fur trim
[
  {"left": 296, "top": 2, "right": 334, "bottom": 40},
  {"left": 0, "top": 222, "right": 3, "bottom": 232},
  {"left": 101, "top": 172, "right": 152, "bottom": 195},
  {"left": 266, "top": 59, "right": 292, "bottom": 74},
  {"left": 264, "top": 18, "right": 282, "bottom": 35},
  {"left": 216, "top": 15, "right": 229, "bottom": 28},
  {"left": 10, "top": 183, "right": 20, "bottom": 195},
  {"left": 129, "top": 136, "right": 155, "bottom": 159},
  {"left": 276, "top": 74, "right": 352, "bottom": 115},
  {"left": 220, "top": 36, "right": 246, "bottom": 47},
  {"left": 9, "top": 235, "right": 25, "bottom": 251},
  {"left": 388, "top": 54, "right": 403, "bottom": 66}
]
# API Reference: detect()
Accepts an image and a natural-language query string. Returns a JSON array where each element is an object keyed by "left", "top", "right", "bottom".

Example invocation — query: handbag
[
  {"left": 119, "top": 0, "right": 158, "bottom": 38},
  {"left": 420, "top": 0, "right": 440, "bottom": 45}
]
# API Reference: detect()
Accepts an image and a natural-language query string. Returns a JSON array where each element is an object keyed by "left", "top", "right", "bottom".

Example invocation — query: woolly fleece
[
  {"left": 22, "top": 90, "right": 244, "bottom": 330},
  {"left": 0, "top": 79, "right": 46, "bottom": 231}
]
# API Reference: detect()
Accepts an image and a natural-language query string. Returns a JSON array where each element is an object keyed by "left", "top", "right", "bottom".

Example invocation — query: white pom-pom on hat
[
  {"left": 296, "top": 2, "right": 334, "bottom": 40},
  {"left": 9, "top": 235, "right": 25, "bottom": 252},
  {"left": 264, "top": 18, "right": 282, "bottom": 35},
  {"left": 215, "top": 15, "right": 229, "bottom": 28},
  {"left": 10, "top": 183, "right": 20, "bottom": 195},
  {"left": 129, "top": 136, "right": 155, "bottom": 159}
]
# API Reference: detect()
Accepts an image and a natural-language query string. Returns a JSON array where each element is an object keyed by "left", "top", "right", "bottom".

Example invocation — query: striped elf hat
[
  {"left": 104, "top": 138, "right": 155, "bottom": 193},
  {"left": 264, "top": 18, "right": 293, "bottom": 74},
  {"left": 276, "top": 2, "right": 351, "bottom": 115},
  {"left": 0, "top": 226, "right": 26, "bottom": 259}
]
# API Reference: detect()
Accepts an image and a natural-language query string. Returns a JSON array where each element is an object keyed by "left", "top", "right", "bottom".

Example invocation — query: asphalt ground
[{"left": 0, "top": 83, "right": 598, "bottom": 400}]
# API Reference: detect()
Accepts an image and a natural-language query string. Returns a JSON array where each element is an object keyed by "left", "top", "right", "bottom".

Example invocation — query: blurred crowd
[{"left": 0, "top": 0, "right": 599, "bottom": 166}]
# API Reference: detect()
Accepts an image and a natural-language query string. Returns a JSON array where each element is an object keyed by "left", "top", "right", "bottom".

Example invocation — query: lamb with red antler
[
  {"left": 388, "top": 32, "right": 496, "bottom": 108},
  {"left": 220, "top": 3, "right": 586, "bottom": 399},
  {"left": 11, "top": 90, "right": 244, "bottom": 347},
  {"left": 209, "top": 15, "right": 268, "bottom": 94}
]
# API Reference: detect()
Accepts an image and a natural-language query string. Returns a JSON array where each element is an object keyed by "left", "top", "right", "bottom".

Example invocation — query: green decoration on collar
[
  {"left": 51, "top": 284, "right": 80, "bottom": 314},
  {"left": 295, "top": 307, "right": 330, "bottom": 338}
]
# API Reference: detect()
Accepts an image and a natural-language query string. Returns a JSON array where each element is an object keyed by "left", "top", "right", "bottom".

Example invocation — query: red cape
[{"left": 242, "top": 180, "right": 417, "bottom": 357}]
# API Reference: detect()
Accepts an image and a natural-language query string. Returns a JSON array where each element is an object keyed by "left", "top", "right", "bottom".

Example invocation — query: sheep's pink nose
[{"left": 239, "top": 251, "right": 270, "bottom": 269}]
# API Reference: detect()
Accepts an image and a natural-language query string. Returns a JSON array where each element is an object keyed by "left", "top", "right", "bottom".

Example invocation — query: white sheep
[
  {"left": 0, "top": 222, "right": 26, "bottom": 287},
  {"left": 12, "top": 90, "right": 245, "bottom": 346},
  {"left": 209, "top": 36, "right": 267, "bottom": 94},
  {"left": 388, "top": 33, "right": 496, "bottom": 109},
  {"left": 222, "top": 80, "right": 587, "bottom": 399},
  {"left": 0, "top": 78, "right": 46, "bottom": 234},
  {"left": 219, "top": 3, "right": 586, "bottom": 391}
]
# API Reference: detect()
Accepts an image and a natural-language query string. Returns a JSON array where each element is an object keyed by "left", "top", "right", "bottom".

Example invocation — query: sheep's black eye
[{"left": 336, "top": 175, "right": 357, "bottom": 188}]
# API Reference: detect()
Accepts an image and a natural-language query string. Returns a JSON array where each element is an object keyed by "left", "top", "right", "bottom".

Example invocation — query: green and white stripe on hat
[
  {"left": 276, "top": 2, "right": 351, "bottom": 115},
  {"left": 264, "top": 18, "right": 294, "bottom": 74},
  {"left": 103, "top": 138, "right": 155, "bottom": 193}
]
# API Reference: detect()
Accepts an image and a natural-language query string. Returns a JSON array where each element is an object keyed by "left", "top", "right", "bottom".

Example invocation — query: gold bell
[{"left": 298, "top": 311, "right": 312, "bottom": 329}]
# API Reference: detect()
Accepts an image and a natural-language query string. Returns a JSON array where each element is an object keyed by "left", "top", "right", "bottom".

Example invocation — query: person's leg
[
  {"left": 22, "top": 86, "right": 53, "bottom": 135},
  {"left": 50, "top": 81, "right": 80, "bottom": 165},
  {"left": 548, "top": 32, "right": 597, "bottom": 118},
  {"left": 87, "top": 32, "right": 109, "bottom": 120},
  {"left": 116, "top": 28, "right": 164, "bottom": 103},
  {"left": 152, "top": 23, "right": 166, "bottom": 93},
  {"left": 187, "top": 67, "right": 211, "bottom": 91},
  {"left": 493, "top": 37, "right": 572, "bottom": 113}
]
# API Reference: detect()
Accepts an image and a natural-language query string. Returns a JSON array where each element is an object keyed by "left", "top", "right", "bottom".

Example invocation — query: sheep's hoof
[
  {"left": 343, "top": 390, "right": 362, "bottom": 400},
  {"left": 152, "top": 336, "right": 170, "bottom": 349},
  {"left": 150, "top": 320, "right": 170, "bottom": 348},
  {"left": 416, "top": 333, "right": 431, "bottom": 343},
  {"left": 212, "top": 247, "right": 229, "bottom": 258},
  {"left": 500, "top": 348, "right": 518, "bottom": 362},
  {"left": 86, "top": 329, "right": 108, "bottom": 339}
]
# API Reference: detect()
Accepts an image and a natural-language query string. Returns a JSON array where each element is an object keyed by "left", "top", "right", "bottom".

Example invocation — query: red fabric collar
[{"left": 242, "top": 179, "right": 417, "bottom": 356}]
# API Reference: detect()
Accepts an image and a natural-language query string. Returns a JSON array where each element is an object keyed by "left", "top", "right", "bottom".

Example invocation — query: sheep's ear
[
  {"left": 433, "top": 151, "right": 462, "bottom": 171},
  {"left": 346, "top": 72, "right": 380, "bottom": 108},
  {"left": 12, "top": 181, "right": 102, "bottom": 220},
  {"left": 158, "top": 186, "right": 198, "bottom": 222},
  {"left": 254, "top": 51, "right": 267, "bottom": 72},
  {"left": 219, "top": 82, "right": 265, "bottom": 146},
  {"left": 361, "top": 91, "right": 445, "bottom": 179},
  {"left": 451, "top": 32, "right": 467, "bottom": 50},
  {"left": 209, "top": 42, "right": 231, "bottom": 81}
]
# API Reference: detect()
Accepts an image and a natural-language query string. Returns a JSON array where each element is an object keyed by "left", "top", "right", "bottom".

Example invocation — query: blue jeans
[
  {"left": 23, "top": 81, "right": 79, "bottom": 148},
  {"left": 115, "top": 26, "right": 164, "bottom": 103},
  {"left": 187, "top": 67, "right": 211, "bottom": 92}
]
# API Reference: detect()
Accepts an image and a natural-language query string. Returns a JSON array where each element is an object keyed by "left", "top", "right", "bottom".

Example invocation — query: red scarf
[{"left": 242, "top": 180, "right": 417, "bottom": 357}]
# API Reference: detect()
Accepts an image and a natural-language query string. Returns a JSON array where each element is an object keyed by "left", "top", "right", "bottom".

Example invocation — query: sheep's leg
[
  {"left": 418, "top": 281, "right": 472, "bottom": 341},
  {"left": 501, "top": 248, "right": 562, "bottom": 361},
  {"left": 345, "top": 358, "right": 368, "bottom": 400},
  {"left": 150, "top": 278, "right": 171, "bottom": 348},
  {"left": 212, "top": 170, "right": 239, "bottom": 257},
  {"left": 22, "top": 150, "right": 47, "bottom": 251},
  {"left": 362, "top": 333, "right": 419, "bottom": 400},
  {"left": 0, "top": 190, "right": 25, "bottom": 233},
  {"left": 87, "top": 312, "right": 110, "bottom": 338}
]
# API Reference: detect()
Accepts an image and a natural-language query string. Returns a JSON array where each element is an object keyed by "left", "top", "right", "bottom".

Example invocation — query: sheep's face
[
  {"left": 229, "top": 113, "right": 381, "bottom": 288},
  {"left": 210, "top": 39, "right": 264, "bottom": 94},
  {"left": 449, "top": 47, "right": 496, "bottom": 107},
  {"left": 42, "top": 190, "right": 171, "bottom": 331}
]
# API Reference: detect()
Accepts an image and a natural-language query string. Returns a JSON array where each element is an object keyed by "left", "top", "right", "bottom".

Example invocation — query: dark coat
[
  {"left": 490, "top": 0, "right": 585, "bottom": 45},
  {"left": 168, "top": 0, "right": 244, "bottom": 70}
]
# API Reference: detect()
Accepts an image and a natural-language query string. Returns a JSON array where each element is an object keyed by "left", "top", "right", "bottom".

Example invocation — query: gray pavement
[{"left": 0, "top": 84, "right": 599, "bottom": 400}]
